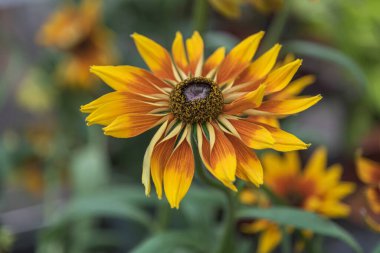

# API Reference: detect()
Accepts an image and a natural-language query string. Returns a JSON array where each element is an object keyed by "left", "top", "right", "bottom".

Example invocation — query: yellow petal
[
  {"left": 172, "top": 31, "right": 188, "bottom": 74},
  {"left": 164, "top": 128, "right": 194, "bottom": 209},
  {"left": 151, "top": 133, "right": 177, "bottom": 199},
  {"left": 90, "top": 65, "right": 171, "bottom": 93},
  {"left": 86, "top": 99, "right": 165, "bottom": 126},
  {"left": 263, "top": 59, "right": 302, "bottom": 94},
  {"left": 131, "top": 33, "right": 177, "bottom": 81},
  {"left": 217, "top": 32, "right": 264, "bottom": 85},
  {"left": 208, "top": 0, "right": 241, "bottom": 19},
  {"left": 80, "top": 91, "right": 127, "bottom": 113},
  {"left": 326, "top": 182, "right": 356, "bottom": 200},
  {"left": 237, "top": 44, "right": 282, "bottom": 84},
  {"left": 103, "top": 114, "right": 166, "bottom": 138},
  {"left": 356, "top": 155, "right": 380, "bottom": 184},
  {"left": 186, "top": 31, "right": 204, "bottom": 77},
  {"left": 229, "top": 119, "right": 274, "bottom": 149},
  {"left": 228, "top": 135, "right": 263, "bottom": 186},
  {"left": 202, "top": 47, "right": 226, "bottom": 77},
  {"left": 224, "top": 85, "right": 266, "bottom": 114},
  {"left": 210, "top": 124, "right": 237, "bottom": 182},
  {"left": 256, "top": 95, "right": 322, "bottom": 116},
  {"left": 142, "top": 120, "right": 168, "bottom": 196},
  {"left": 257, "top": 124, "right": 310, "bottom": 151},
  {"left": 304, "top": 147, "right": 327, "bottom": 179},
  {"left": 271, "top": 75, "right": 316, "bottom": 100},
  {"left": 258, "top": 225, "right": 282, "bottom": 253},
  {"left": 284, "top": 151, "right": 301, "bottom": 174}
]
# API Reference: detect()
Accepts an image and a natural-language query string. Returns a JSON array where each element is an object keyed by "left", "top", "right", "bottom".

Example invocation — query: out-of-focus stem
[
  {"left": 260, "top": 0, "right": 290, "bottom": 52},
  {"left": 193, "top": 0, "right": 208, "bottom": 33}
]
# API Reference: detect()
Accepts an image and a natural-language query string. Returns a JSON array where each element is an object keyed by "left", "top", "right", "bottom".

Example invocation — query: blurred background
[{"left": 0, "top": 0, "right": 380, "bottom": 252}]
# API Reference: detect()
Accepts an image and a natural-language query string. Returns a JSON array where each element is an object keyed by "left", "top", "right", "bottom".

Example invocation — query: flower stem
[
  {"left": 193, "top": 142, "right": 235, "bottom": 253},
  {"left": 193, "top": 0, "right": 208, "bottom": 33},
  {"left": 260, "top": 0, "right": 291, "bottom": 52}
]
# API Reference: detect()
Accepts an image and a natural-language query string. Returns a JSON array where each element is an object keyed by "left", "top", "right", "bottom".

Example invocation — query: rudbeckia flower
[
  {"left": 356, "top": 154, "right": 380, "bottom": 231},
  {"left": 36, "top": 0, "right": 116, "bottom": 88},
  {"left": 81, "top": 31, "right": 321, "bottom": 208},
  {"left": 240, "top": 147, "right": 355, "bottom": 253}
]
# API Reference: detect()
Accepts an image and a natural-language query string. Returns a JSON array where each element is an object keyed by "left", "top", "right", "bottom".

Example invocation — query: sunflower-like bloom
[
  {"left": 81, "top": 31, "right": 321, "bottom": 208},
  {"left": 36, "top": 0, "right": 116, "bottom": 88},
  {"left": 356, "top": 154, "right": 380, "bottom": 232},
  {"left": 240, "top": 147, "right": 355, "bottom": 253}
]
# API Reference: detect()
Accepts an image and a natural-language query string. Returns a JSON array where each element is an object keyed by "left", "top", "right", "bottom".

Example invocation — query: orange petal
[
  {"left": 271, "top": 75, "right": 316, "bottom": 100},
  {"left": 366, "top": 186, "right": 380, "bottom": 214},
  {"left": 217, "top": 32, "right": 264, "bottom": 85},
  {"left": 196, "top": 124, "right": 237, "bottom": 190},
  {"left": 151, "top": 134, "right": 177, "bottom": 199},
  {"left": 186, "top": 31, "right": 204, "bottom": 77},
  {"left": 256, "top": 123, "right": 310, "bottom": 151},
  {"left": 172, "top": 32, "right": 188, "bottom": 74},
  {"left": 229, "top": 119, "right": 274, "bottom": 149},
  {"left": 255, "top": 95, "right": 322, "bottom": 116},
  {"left": 164, "top": 128, "right": 194, "bottom": 208},
  {"left": 142, "top": 120, "right": 169, "bottom": 196},
  {"left": 236, "top": 44, "right": 282, "bottom": 85},
  {"left": 356, "top": 155, "right": 380, "bottom": 185},
  {"left": 103, "top": 114, "right": 166, "bottom": 138},
  {"left": 86, "top": 99, "right": 167, "bottom": 126},
  {"left": 227, "top": 135, "right": 263, "bottom": 186},
  {"left": 202, "top": 47, "right": 225, "bottom": 77},
  {"left": 263, "top": 59, "right": 302, "bottom": 94},
  {"left": 210, "top": 124, "right": 237, "bottom": 182},
  {"left": 90, "top": 65, "right": 172, "bottom": 93},
  {"left": 224, "top": 85, "right": 265, "bottom": 114},
  {"left": 131, "top": 33, "right": 177, "bottom": 81}
]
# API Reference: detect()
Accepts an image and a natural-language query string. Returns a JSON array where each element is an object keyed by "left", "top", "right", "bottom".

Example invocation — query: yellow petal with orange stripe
[
  {"left": 217, "top": 32, "right": 264, "bottom": 85},
  {"left": 131, "top": 33, "right": 177, "bottom": 81},
  {"left": 164, "top": 128, "right": 194, "bottom": 208}
]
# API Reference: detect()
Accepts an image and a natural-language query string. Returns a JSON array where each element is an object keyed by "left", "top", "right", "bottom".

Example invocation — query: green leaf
[
  {"left": 372, "top": 242, "right": 380, "bottom": 253},
  {"left": 237, "top": 207, "right": 362, "bottom": 253},
  {"left": 284, "top": 40, "right": 367, "bottom": 89},
  {"left": 48, "top": 197, "right": 152, "bottom": 232},
  {"left": 130, "top": 230, "right": 207, "bottom": 253}
]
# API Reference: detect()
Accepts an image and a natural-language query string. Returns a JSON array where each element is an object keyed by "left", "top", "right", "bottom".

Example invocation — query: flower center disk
[{"left": 169, "top": 77, "right": 223, "bottom": 124}]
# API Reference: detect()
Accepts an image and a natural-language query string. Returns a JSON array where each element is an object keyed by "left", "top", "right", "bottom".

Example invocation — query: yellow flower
[
  {"left": 81, "top": 31, "right": 321, "bottom": 208},
  {"left": 36, "top": 0, "right": 116, "bottom": 88},
  {"left": 356, "top": 154, "right": 380, "bottom": 231},
  {"left": 241, "top": 147, "right": 355, "bottom": 253},
  {"left": 208, "top": 0, "right": 282, "bottom": 19}
]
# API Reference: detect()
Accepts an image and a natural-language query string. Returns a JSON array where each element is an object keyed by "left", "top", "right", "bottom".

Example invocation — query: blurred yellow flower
[
  {"left": 356, "top": 154, "right": 380, "bottom": 232},
  {"left": 36, "top": 0, "right": 116, "bottom": 89},
  {"left": 208, "top": 0, "right": 283, "bottom": 19},
  {"left": 241, "top": 147, "right": 355, "bottom": 253},
  {"left": 81, "top": 31, "right": 321, "bottom": 208}
]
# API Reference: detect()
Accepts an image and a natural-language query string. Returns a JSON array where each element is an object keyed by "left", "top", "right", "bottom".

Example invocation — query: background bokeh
[{"left": 1, "top": 0, "right": 380, "bottom": 252}]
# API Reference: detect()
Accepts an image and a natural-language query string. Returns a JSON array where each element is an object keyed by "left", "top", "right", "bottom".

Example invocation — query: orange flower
[
  {"left": 36, "top": 0, "right": 116, "bottom": 88},
  {"left": 356, "top": 154, "right": 380, "bottom": 231},
  {"left": 241, "top": 147, "right": 355, "bottom": 253},
  {"left": 81, "top": 31, "right": 321, "bottom": 208}
]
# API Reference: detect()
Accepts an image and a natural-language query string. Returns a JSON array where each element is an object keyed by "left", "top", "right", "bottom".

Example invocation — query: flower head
[
  {"left": 36, "top": 0, "right": 116, "bottom": 88},
  {"left": 81, "top": 31, "right": 321, "bottom": 208},
  {"left": 240, "top": 147, "right": 355, "bottom": 253}
]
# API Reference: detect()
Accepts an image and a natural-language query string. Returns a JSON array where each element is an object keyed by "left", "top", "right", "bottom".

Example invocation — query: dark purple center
[{"left": 183, "top": 83, "right": 211, "bottom": 101}]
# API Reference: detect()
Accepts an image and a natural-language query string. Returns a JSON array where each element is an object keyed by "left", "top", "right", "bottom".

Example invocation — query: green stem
[
  {"left": 280, "top": 226, "right": 291, "bottom": 253},
  {"left": 260, "top": 0, "right": 291, "bottom": 52},
  {"left": 193, "top": 142, "right": 235, "bottom": 253},
  {"left": 155, "top": 201, "right": 170, "bottom": 233},
  {"left": 193, "top": 0, "right": 208, "bottom": 33}
]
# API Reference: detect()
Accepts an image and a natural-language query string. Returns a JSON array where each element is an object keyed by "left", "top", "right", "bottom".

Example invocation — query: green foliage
[{"left": 237, "top": 207, "right": 363, "bottom": 253}]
